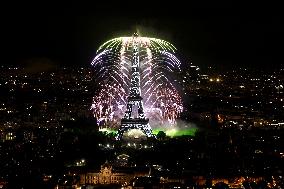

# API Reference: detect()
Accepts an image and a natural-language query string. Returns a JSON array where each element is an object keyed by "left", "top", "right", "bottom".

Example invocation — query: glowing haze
[{"left": 91, "top": 36, "right": 183, "bottom": 129}]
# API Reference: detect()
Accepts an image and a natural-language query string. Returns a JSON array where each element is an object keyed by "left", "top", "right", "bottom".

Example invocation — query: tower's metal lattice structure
[{"left": 116, "top": 33, "right": 154, "bottom": 140}]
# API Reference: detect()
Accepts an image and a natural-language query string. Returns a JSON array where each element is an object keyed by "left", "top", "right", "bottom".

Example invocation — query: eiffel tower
[{"left": 116, "top": 33, "right": 154, "bottom": 140}]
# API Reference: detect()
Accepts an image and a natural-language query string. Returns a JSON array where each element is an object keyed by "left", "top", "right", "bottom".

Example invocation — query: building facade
[{"left": 80, "top": 161, "right": 149, "bottom": 185}]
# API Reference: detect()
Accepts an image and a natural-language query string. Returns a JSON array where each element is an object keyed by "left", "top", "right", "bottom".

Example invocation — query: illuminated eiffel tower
[{"left": 116, "top": 33, "right": 154, "bottom": 140}]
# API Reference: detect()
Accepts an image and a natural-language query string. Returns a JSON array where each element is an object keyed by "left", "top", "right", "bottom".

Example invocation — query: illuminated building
[
  {"left": 116, "top": 33, "right": 154, "bottom": 140},
  {"left": 79, "top": 161, "right": 150, "bottom": 185}
]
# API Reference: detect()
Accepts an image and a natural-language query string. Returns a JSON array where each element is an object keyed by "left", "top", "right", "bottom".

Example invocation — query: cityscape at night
[{"left": 1, "top": 3, "right": 284, "bottom": 189}]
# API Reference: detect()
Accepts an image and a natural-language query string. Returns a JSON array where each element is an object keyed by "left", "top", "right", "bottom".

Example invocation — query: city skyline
[{"left": 0, "top": 64, "right": 283, "bottom": 188}]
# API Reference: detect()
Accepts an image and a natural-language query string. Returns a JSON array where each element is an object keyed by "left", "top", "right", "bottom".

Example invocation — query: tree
[{"left": 156, "top": 131, "right": 166, "bottom": 140}]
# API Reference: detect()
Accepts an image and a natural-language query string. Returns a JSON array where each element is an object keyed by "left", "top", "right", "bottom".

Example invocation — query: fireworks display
[{"left": 91, "top": 36, "right": 183, "bottom": 129}]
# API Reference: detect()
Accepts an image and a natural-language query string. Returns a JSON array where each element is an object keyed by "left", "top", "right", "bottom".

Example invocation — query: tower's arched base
[{"left": 116, "top": 118, "right": 154, "bottom": 140}]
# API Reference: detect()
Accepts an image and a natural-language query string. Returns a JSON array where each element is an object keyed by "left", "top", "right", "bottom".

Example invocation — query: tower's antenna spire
[{"left": 133, "top": 31, "right": 139, "bottom": 37}]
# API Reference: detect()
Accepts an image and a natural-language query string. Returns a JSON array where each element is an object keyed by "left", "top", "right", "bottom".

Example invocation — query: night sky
[{"left": 2, "top": 2, "right": 283, "bottom": 70}]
